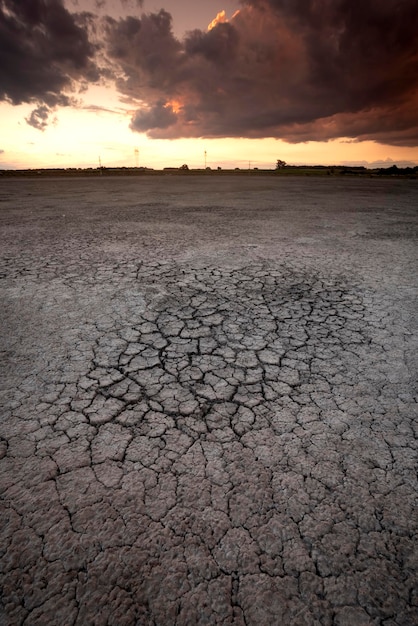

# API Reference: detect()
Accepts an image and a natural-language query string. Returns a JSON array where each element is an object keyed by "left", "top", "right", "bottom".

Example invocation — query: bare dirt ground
[{"left": 0, "top": 175, "right": 417, "bottom": 625}]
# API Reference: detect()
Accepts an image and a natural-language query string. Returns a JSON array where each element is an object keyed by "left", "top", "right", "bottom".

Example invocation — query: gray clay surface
[{"left": 0, "top": 175, "right": 417, "bottom": 625}]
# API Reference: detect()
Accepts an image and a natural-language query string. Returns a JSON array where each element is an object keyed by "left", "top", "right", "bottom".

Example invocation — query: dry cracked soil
[{"left": 0, "top": 174, "right": 417, "bottom": 625}]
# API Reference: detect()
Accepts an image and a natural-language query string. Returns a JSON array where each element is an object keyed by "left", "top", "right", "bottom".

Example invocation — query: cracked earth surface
[{"left": 0, "top": 176, "right": 417, "bottom": 625}]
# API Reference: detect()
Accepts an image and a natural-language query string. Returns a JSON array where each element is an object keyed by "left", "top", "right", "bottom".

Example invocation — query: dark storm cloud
[
  {"left": 1, "top": 0, "right": 417, "bottom": 145},
  {"left": 103, "top": 0, "right": 418, "bottom": 145},
  {"left": 130, "top": 101, "right": 177, "bottom": 132},
  {"left": 25, "top": 105, "right": 52, "bottom": 131},
  {"left": 0, "top": 0, "right": 100, "bottom": 124},
  {"left": 103, "top": 10, "right": 181, "bottom": 91},
  {"left": 185, "top": 22, "right": 239, "bottom": 64}
]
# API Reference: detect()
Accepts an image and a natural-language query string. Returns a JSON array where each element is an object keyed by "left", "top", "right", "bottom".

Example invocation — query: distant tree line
[{"left": 377, "top": 164, "right": 418, "bottom": 176}]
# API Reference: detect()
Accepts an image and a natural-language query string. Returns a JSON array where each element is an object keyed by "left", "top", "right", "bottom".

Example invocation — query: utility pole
[{"left": 204, "top": 150, "right": 207, "bottom": 169}]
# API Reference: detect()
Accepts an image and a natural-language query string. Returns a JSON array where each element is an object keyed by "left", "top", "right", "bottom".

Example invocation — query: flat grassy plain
[{"left": 1, "top": 175, "right": 417, "bottom": 625}]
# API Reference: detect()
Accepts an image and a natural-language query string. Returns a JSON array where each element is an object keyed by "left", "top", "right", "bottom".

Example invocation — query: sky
[{"left": 1, "top": 0, "right": 418, "bottom": 170}]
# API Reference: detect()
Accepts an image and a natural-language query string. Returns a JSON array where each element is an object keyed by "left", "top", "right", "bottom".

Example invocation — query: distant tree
[
  {"left": 276, "top": 159, "right": 286, "bottom": 169},
  {"left": 180, "top": 164, "right": 189, "bottom": 170}
]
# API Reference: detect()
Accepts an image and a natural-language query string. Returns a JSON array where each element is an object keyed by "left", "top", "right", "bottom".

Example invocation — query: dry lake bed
[{"left": 0, "top": 174, "right": 417, "bottom": 625}]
